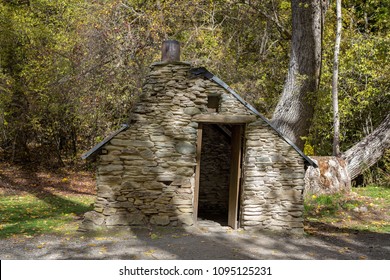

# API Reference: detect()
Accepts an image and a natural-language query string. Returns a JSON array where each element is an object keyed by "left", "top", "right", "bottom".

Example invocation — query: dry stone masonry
[
  {"left": 242, "top": 121, "right": 305, "bottom": 231},
  {"left": 82, "top": 56, "right": 311, "bottom": 232}
]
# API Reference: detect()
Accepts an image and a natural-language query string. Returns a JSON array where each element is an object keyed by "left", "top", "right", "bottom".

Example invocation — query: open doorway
[
  {"left": 198, "top": 124, "right": 231, "bottom": 225},
  {"left": 195, "top": 123, "right": 243, "bottom": 229}
]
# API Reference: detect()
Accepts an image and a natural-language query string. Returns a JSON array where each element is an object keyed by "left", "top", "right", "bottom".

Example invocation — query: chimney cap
[{"left": 161, "top": 40, "right": 180, "bottom": 62}]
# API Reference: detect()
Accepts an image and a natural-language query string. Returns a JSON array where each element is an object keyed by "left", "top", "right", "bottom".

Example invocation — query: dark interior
[{"left": 198, "top": 124, "right": 232, "bottom": 226}]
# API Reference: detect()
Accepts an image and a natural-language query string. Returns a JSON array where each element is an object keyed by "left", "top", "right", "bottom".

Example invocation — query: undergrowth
[{"left": 304, "top": 185, "right": 390, "bottom": 233}]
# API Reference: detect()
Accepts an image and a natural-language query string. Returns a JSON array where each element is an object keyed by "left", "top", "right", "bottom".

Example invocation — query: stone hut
[{"left": 82, "top": 41, "right": 316, "bottom": 232}]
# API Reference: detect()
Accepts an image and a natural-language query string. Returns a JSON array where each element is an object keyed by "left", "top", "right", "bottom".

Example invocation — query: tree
[
  {"left": 332, "top": 0, "right": 342, "bottom": 156},
  {"left": 0, "top": 1, "right": 31, "bottom": 162},
  {"left": 305, "top": 0, "right": 390, "bottom": 181},
  {"left": 270, "top": 0, "right": 389, "bottom": 182},
  {"left": 0, "top": 0, "right": 387, "bottom": 181},
  {"left": 271, "top": 0, "right": 324, "bottom": 150},
  {"left": 343, "top": 113, "right": 390, "bottom": 180},
  {"left": 0, "top": 0, "right": 86, "bottom": 164}
]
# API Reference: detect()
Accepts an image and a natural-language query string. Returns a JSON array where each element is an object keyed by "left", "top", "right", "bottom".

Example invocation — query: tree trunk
[
  {"left": 342, "top": 113, "right": 390, "bottom": 180},
  {"left": 271, "top": 0, "right": 323, "bottom": 150},
  {"left": 332, "top": 0, "right": 342, "bottom": 156},
  {"left": 7, "top": 90, "right": 30, "bottom": 163},
  {"left": 305, "top": 156, "right": 351, "bottom": 195}
]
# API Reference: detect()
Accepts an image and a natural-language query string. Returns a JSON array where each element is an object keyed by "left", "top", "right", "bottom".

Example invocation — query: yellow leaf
[
  {"left": 144, "top": 249, "right": 155, "bottom": 256},
  {"left": 150, "top": 233, "right": 159, "bottom": 240},
  {"left": 338, "top": 247, "right": 349, "bottom": 254},
  {"left": 99, "top": 246, "right": 107, "bottom": 254},
  {"left": 95, "top": 237, "right": 107, "bottom": 241}
]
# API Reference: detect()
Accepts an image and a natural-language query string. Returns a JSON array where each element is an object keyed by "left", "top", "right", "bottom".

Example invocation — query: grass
[
  {"left": 0, "top": 194, "right": 94, "bottom": 238},
  {"left": 304, "top": 185, "right": 390, "bottom": 233},
  {"left": 1, "top": 178, "right": 389, "bottom": 238}
]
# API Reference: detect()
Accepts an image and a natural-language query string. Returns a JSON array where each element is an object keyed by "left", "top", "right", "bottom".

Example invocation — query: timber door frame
[
  {"left": 193, "top": 119, "right": 246, "bottom": 229},
  {"left": 228, "top": 125, "right": 243, "bottom": 229}
]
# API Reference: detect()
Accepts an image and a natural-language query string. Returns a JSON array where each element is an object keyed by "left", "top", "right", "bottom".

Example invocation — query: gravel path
[{"left": 0, "top": 223, "right": 389, "bottom": 260}]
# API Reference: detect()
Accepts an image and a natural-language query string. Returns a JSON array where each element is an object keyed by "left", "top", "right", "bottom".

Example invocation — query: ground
[
  {"left": 0, "top": 162, "right": 389, "bottom": 260},
  {"left": 0, "top": 224, "right": 389, "bottom": 259}
]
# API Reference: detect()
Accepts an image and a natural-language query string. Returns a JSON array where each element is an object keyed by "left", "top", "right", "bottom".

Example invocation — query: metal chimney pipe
[{"left": 161, "top": 40, "right": 180, "bottom": 62}]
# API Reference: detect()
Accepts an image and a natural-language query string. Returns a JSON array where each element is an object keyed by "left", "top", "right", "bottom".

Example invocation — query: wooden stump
[{"left": 304, "top": 156, "right": 351, "bottom": 196}]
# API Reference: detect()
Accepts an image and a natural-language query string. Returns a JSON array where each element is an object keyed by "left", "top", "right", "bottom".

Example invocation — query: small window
[{"left": 207, "top": 95, "right": 220, "bottom": 112}]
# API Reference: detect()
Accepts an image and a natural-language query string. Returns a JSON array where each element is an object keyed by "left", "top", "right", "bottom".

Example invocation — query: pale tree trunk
[
  {"left": 332, "top": 0, "right": 342, "bottom": 156},
  {"left": 271, "top": 0, "right": 323, "bottom": 150},
  {"left": 342, "top": 114, "right": 390, "bottom": 180},
  {"left": 305, "top": 115, "right": 389, "bottom": 193}
]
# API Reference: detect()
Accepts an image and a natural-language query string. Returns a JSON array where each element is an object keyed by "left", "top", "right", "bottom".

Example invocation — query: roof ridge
[{"left": 190, "top": 67, "right": 317, "bottom": 167}]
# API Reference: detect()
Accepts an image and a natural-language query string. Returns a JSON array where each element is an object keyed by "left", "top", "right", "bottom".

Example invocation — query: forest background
[{"left": 0, "top": 0, "right": 389, "bottom": 186}]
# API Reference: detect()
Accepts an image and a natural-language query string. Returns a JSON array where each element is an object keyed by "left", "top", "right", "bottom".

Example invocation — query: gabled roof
[
  {"left": 82, "top": 66, "right": 316, "bottom": 167},
  {"left": 190, "top": 67, "right": 317, "bottom": 167}
]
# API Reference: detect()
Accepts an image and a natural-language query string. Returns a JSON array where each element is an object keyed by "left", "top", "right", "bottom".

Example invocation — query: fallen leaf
[
  {"left": 99, "top": 246, "right": 107, "bottom": 254},
  {"left": 338, "top": 247, "right": 350, "bottom": 254},
  {"left": 150, "top": 233, "right": 159, "bottom": 240},
  {"left": 144, "top": 249, "right": 155, "bottom": 256},
  {"left": 95, "top": 237, "right": 108, "bottom": 241}
]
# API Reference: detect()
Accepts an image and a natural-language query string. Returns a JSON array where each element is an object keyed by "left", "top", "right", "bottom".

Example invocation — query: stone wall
[
  {"left": 84, "top": 62, "right": 199, "bottom": 229},
  {"left": 82, "top": 61, "right": 250, "bottom": 230},
  {"left": 202, "top": 81, "right": 252, "bottom": 115},
  {"left": 240, "top": 120, "right": 306, "bottom": 232},
  {"left": 82, "top": 60, "right": 306, "bottom": 232}
]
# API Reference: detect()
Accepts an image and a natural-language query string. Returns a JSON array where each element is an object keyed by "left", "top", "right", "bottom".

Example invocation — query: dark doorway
[
  {"left": 198, "top": 124, "right": 231, "bottom": 225},
  {"left": 195, "top": 123, "right": 243, "bottom": 228}
]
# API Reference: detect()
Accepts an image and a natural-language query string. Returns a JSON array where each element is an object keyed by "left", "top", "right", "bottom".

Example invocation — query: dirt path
[{"left": 0, "top": 223, "right": 389, "bottom": 260}]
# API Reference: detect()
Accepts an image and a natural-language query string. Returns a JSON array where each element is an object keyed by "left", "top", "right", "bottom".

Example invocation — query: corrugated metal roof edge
[
  {"left": 81, "top": 124, "right": 129, "bottom": 160},
  {"left": 190, "top": 67, "right": 317, "bottom": 167}
]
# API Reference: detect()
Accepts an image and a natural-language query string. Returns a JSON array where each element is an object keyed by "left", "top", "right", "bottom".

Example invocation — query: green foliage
[
  {"left": 0, "top": 194, "right": 94, "bottom": 238},
  {"left": 0, "top": 0, "right": 388, "bottom": 178},
  {"left": 306, "top": 1, "right": 390, "bottom": 184},
  {"left": 0, "top": 0, "right": 291, "bottom": 164},
  {"left": 305, "top": 193, "right": 347, "bottom": 217},
  {"left": 305, "top": 185, "right": 390, "bottom": 233},
  {"left": 355, "top": 185, "right": 390, "bottom": 203},
  {"left": 309, "top": 2, "right": 390, "bottom": 156},
  {"left": 0, "top": 0, "right": 87, "bottom": 163}
]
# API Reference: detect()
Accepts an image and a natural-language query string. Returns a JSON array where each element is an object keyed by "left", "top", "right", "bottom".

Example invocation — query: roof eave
[{"left": 81, "top": 124, "right": 129, "bottom": 160}]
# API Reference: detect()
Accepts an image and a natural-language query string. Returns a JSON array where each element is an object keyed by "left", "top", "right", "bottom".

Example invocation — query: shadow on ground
[
  {"left": 0, "top": 221, "right": 389, "bottom": 260},
  {"left": 0, "top": 162, "right": 95, "bottom": 197},
  {"left": 0, "top": 163, "right": 388, "bottom": 260}
]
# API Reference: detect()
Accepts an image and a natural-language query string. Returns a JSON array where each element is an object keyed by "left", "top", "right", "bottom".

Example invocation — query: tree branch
[{"left": 342, "top": 113, "right": 390, "bottom": 180}]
